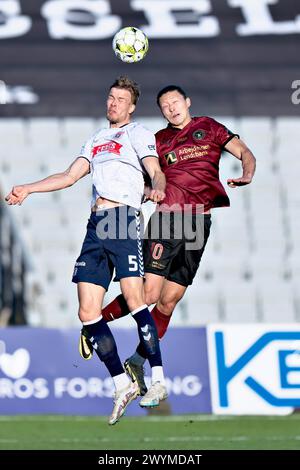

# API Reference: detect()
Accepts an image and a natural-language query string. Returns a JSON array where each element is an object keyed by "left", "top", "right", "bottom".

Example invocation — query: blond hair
[{"left": 110, "top": 76, "right": 140, "bottom": 105}]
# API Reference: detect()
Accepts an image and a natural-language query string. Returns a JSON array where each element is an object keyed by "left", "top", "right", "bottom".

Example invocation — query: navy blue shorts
[{"left": 72, "top": 206, "right": 144, "bottom": 290}]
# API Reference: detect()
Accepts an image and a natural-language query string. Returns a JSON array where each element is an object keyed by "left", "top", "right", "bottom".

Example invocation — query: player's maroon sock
[
  {"left": 151, "top": 305, "right": 172, "bottom": 339},
  {"left": 102, "top": 294, "right": 130, "bottom": 322},
  {"left": 136, "top": 305, "right": 172, "bottom": 358}
]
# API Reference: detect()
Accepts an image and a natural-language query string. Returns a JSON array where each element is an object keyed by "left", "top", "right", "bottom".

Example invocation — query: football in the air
[{"left": 112, "top": 27, "right": 149, "bottom": 63}]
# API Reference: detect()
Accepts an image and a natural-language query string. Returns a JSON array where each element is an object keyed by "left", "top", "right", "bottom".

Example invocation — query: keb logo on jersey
[
  {"left": 164, "top": 151, "right": 177, "bottom": 165},
  {"left": 92, "top": 141, "right": 122, "bottom": 157},
  {"left": 207, "top": 324, "right": 300, "bottom": 415}
]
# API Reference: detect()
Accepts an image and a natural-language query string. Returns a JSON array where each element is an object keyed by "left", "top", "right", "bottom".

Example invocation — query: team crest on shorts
[{"left": 193, "top": 129, "right": 206, "bottom": 140}]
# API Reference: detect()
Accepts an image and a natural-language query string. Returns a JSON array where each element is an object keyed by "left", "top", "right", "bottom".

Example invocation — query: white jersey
[{"left": 80, "top": 122, "right": 158, "bottom": 209}]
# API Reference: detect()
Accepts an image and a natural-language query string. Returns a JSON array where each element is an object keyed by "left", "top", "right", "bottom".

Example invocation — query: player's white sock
[
  {"left": 82, "top": 315, "right": 102, "bottom": 326},
  {"left": 113, "top": 372, "right": 131, "bottom": 391},
  {"left": 151, "top": 366, "right": 165, "bottom": 385}
]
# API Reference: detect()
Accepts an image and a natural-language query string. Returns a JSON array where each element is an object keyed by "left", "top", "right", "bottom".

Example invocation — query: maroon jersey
[{"left": 156, "top": 117, "right": 238, "bottom": 212}]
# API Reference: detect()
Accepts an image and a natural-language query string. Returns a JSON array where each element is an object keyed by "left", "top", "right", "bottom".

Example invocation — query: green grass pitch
[{"left": 0, "top": 414, "right": 300, "bottom": 450}]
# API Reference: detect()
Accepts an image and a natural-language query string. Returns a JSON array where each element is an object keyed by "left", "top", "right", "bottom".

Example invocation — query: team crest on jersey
[
  {"left": 193, "top": 129, "right": 206, "bottom": 140},
  {"left": 164, "top": 151, "right": 177, "bottom": 165},
  {"left": 113, "top": 131, "right": 125, "bottom": 139}
]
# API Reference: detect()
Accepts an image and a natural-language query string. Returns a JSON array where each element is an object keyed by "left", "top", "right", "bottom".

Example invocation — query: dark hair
[
  {"left": 156, "top": 85, "right": 187, "bottom": 107},
  {"left": 110, "top": 75, "right": 140, "bottom": 105}
]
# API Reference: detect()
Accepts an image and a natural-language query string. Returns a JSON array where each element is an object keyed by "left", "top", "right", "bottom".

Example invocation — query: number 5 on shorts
[{"left": 128, "top": 255, "right": 138, "bottom": 271}]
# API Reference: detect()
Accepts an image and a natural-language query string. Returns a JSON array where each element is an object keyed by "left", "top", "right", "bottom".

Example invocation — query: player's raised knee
[
  {"left": 158, "top": 299, "right": 178, "bottom": 316},
  {"left": 122, "top": 292, "right": 144, "bottom": 312},
  {"left": 78, "top": 304, "right": 101, "bottom": 323},
  {"left": 144, "top": 287, "right": 161, "bottom": 306}
]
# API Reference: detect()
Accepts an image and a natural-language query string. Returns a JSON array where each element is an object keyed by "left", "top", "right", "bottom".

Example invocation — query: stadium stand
[{"left": 0, "top": 117, "right": 299, "bottom": 327}]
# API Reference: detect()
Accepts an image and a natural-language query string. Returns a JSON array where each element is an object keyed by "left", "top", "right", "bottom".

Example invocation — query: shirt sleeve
[
  {"left": 130, "top": 124, "right": 159, "bottom": 160},
  {"left": 79, "top": 136, "right": 93, "bottom": 163},
  {"left": 211, "top": 118, "right": 239, "bottom": 148}
]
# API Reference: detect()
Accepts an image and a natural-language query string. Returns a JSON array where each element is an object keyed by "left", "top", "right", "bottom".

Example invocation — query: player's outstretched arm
[
  {"left": 142, "top": 156, "right": 166, "bottom": 203},
  {"left": 5, "top": 157, "right": 90, "bottom": 206},
  {"left": 225, "top": 137, "right": 256, "bottom": 188}
]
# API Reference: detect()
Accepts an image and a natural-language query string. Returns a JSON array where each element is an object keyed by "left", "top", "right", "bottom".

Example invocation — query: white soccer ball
[{"left": 112, "top": 27, "right": 149, "bottom": 63}]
